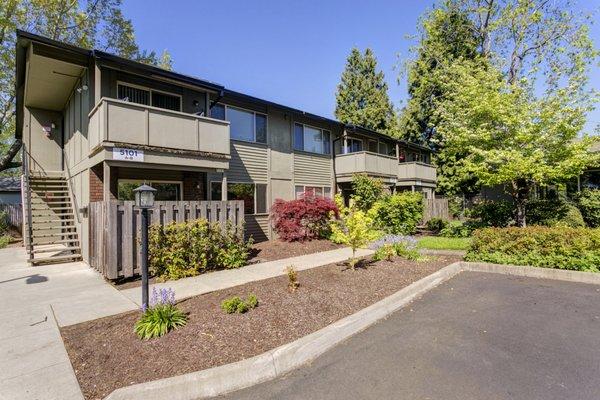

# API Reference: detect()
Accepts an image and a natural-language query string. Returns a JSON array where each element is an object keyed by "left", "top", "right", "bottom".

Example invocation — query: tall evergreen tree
[
  {"left": 335, "top": 48, "right": 396, "bottom": 134},
  {"left": 0, "top": 0, "right": 172, "bottom": 174},
  {"left": 399, "top": 5, "right": 479, "bottom": 145}
]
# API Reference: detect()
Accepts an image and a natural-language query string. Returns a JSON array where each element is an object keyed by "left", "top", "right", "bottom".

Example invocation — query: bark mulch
[
  {"left": 248, "top": 239, "right": 343, "bottom": 263},
  {"left": 61, "top": 255, "right": 461, "bottom": 400},
  {"left": 114, "top": 239, "right": 342, "bottom": 290}
]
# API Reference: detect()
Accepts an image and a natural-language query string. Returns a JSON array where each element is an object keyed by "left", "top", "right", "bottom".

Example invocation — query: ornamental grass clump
[
  {"left": 370, "top": 234, "right": 420, "bottom": 261},
  {"left": 134, "top": 287, "right": 188, "bottom": 340}
]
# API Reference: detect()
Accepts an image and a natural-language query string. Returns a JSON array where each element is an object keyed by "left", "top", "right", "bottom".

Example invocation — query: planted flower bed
[{"left": 61, "top": 255, "right": 460, "bottom": 400}]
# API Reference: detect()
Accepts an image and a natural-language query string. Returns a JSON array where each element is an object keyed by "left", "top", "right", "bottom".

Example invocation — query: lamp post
[{"left": 133, "top": 184, "right": 157, "bottom": 309}]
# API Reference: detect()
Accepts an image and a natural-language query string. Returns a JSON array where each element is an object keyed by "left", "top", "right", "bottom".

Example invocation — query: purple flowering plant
[
  {"left": 370, "top": 234, "right": 420, "bottom": 261},
  {"left": 136, "top": 287, "right": 187, "bottom": 340}
]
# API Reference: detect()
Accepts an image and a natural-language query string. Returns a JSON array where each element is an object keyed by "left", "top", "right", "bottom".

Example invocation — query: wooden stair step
[
  {"left": 32, "top": 232, "right": 79, "bottom": 238},
  {"left": 32, "top": 238, "right": 80, "bottom": 245},
  {"left": 31, "top": 225, "right": 76, "bottom": 231},
  {"left": 29, "top": 218, "right": 75, "bottom": 223},
  {"left": 31, "top": 206, "right": 73, "bottom": 210},
  {"left": 29, "top": 254, "right": 82, "bottom": 265},
  {"left": 31, "top": 246, "right": 81, "bottom": 254}
]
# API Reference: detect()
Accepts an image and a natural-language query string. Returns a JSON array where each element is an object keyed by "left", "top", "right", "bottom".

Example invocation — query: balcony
[
  {"left": 88, "top": 98, "right": 230, "bottom": 167},
  {"left": 397, "top": 162, "right": 437, "bottom": 187},
  {"left": 334, "top": 151, "right": 398, "bottom": 183}
]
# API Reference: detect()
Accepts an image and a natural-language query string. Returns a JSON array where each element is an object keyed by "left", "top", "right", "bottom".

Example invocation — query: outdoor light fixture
[
  {"left": 133, "top": 183, "right": 157, "bottom": 309},
  {"left": 133, "top": 184, "right": 157, "bottom": 208}
]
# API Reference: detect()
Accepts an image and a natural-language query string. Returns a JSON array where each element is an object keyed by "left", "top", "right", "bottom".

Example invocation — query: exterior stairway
[{"left": 23, "top": 172, "right": 82, "bottom": 265}]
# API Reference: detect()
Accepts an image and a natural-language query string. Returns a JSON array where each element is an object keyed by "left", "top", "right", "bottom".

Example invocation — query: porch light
[{"left": 133, "top": 184, "right": 157, "bottom": 208}]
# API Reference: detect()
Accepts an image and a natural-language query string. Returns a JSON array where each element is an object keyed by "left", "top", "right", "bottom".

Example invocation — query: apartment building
[{"left": 15, "top": 30, "right": 436, "bottom": 265}]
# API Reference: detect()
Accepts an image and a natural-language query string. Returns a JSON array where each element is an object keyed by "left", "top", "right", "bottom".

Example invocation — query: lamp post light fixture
[{"left": 133, "top": 184, "right": 157, "bottom": 310}]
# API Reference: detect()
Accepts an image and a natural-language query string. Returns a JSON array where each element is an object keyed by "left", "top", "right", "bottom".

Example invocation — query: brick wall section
[
  {"left": 90, "top": 164, "right": 103, "bottom": 202},
  {"left": 183, "top": 171, "right": 206, "bottom": 200}
]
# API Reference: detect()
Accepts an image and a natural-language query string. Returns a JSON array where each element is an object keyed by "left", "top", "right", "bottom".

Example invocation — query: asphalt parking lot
[{"left": 219, "top": 271, "right": 600, "bottom": 400}]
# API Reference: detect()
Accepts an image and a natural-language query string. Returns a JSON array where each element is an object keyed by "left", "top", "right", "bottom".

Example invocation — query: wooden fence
[
  {"left": 423, "top": 198, "right": 450, "bottom": 222},
  {"left": 89, "top": 200, "right": 245, "bottom": 280},
  {"left": 0, "top": 203, "right": 23, "bottom": 229}
]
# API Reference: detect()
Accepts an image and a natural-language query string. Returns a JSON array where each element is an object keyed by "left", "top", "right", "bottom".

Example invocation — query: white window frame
[
  {"left": 294, "top": 185, "right": 332, "bottom": 199},
  {"left": 116, "top": 81, "right": 183, "bottom": 112},
  {"left": 210, "top": 180, "right": 268, "bottom": 215},
  {"left": 210, "top": 104, "right": 268, "bottom": 144},
  {"left": 117, "top": 179, "right": 184, "bottom": 200},
  {"left": 293, "top": 122, "right": 331, "bottom": 155}
]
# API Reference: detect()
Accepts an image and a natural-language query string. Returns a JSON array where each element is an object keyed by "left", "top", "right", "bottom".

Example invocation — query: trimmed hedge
[{"left": 466, "top": 227, "right": 600, "bottom": 272}]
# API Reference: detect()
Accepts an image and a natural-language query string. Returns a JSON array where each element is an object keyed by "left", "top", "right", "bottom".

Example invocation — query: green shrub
[
  {"left": 466, "top": 227, "right": 600, "bottom": 272},
  {"left": 134, "top": 288, "right": 187, "bottom": 340},
  {"left": 221, "top": 294, "right": 259, "bottom": 314},
  {"left": 439, "top": 220, "right": 473, "bottom": 238},
  {"left": 0, "top": 235, "right": 10, "bottom": 249},
  {"left": 286, "top": 266, "right": 299, "bottom": 291},
  {"left": 351, "top": 174, "right": 384, "bottom": 211},
  {"left": 575, "top": 189, "right": 600, "bottom": 227},
  {"left": 426, "top": 218, "right": 447, "bottom": 233},
  {"left": 371, "top": 192, "right": 424, "bottom": 235},
  {"left": 526, "top": 199, "right": 584, "bottom": 228},
  {"left": 467, "top": 200, "right": 513, "bottom": 227},
  {"left": 149, "top": 219, "right": 252, "bottom": 281}
]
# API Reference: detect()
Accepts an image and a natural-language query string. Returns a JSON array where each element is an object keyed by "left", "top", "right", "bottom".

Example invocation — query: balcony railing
[
  {"left": 88, "top": 97, "right": 230, "bottom": 156},
  {"left": 335, "top": 152, "right": 437, "bottom": 184},
  {"left": 397, "top": 161, "right": 437, "bottom": 182},
  {"left": 335, "top": 151, "right": 398, "bottom": 181}
]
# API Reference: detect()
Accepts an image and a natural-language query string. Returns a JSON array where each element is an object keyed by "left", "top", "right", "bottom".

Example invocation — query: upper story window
[
  {"left": 117, "top": 83, "right": 181, "bottom": 112},
  {"left": 345, "top": 138, "right": 363, "bottom": 153},
  {"left": 210, "top": 104, "right": 267, "bottom": 144},
  {"left": 293, "top": 123, "right": 331, "bottom": 155}
]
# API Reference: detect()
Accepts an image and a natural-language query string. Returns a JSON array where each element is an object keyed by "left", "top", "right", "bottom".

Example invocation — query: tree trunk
[
  {"left": 0, "top": 139, "right": 22, "bottom": 172},
  {"left": 511, "top": 179, "right": 531, "bottom": 228}
]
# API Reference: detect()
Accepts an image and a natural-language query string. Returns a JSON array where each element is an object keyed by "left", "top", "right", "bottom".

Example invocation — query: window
[
  {"left": 117, "top": 83, "right": 181, "bottom": 112},
  {"left": 345, "top": 138, "right": 363, "bottom": 153},
  {"left": 152, "top": 91, "right": 181, "bottom": 111},
  {"left": 379, "top": 142, "right": 389, "bottom": 156},
  {"left": 210, "top": 104, "right": 226, "bottom": 120},
  {"left": 210, "top": 182, "right": 267, "bottom": 215},
  {"left": 118, "top": 85, "right": 149, "bottom": 105},
  {"left": 295, "top": 185, "right": 332, "bottom": 199},
  {"left": 118, "top": 180, "right": 182, "bottom": 201},
  {"left": 293, "top": 123, "right": 331, "bottom": 155},
  {"left": 368, "top": 140, "right": 378, "bottom": 153},
  {"left": 209, "top": 104, "right": 267, "bottom": 143}
]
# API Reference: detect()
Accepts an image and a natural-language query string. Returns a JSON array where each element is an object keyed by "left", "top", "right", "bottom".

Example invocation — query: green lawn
[{"left": 417, "top": 236, "right": 472, "bottom": 251}]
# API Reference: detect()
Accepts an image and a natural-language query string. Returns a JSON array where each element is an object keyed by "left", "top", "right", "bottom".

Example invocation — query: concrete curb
[
  {"left": 462, "top": 261, "right": 600, "bottom": 285},
  {"left": 104, "top": 261, "right": 600, "bottom": 400}
]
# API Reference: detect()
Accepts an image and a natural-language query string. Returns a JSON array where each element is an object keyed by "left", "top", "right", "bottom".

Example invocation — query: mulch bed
[
  {"left": 61, "top": 255, "right": 461, "bottom": 400},
  {"left": 114, "top": 239, "right": 342, "bottom": 290},
  {"left": 248, "top": 239, "right": 343, "bottom": 263}
]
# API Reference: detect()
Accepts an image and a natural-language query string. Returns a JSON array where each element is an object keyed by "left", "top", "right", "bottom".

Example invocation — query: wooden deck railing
[{"left": 89, "top": 200, "right": 244, "bottom": 280}]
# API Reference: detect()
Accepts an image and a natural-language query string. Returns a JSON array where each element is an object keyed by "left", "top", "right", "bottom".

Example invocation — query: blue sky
[{"left": 122, "top": 0, "right": 599, "bottom": 134}]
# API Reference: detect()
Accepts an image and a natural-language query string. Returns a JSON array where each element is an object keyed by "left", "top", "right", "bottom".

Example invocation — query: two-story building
[{"left": 15, "top": 30, "right": 437, "bottom": 265}]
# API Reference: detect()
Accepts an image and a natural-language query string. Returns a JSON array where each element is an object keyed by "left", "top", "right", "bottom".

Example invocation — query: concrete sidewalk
[
  {"left": 121, "top": 247, "right": 374, "bottom": 305},
  {"left": 0, "top": 246, "right": 137, "bottom": 400}
]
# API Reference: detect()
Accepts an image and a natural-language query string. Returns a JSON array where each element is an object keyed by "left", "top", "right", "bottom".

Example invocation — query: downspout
[{"left": 332, "top": 129, "right": 345, "bottom": 195}]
